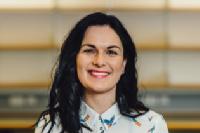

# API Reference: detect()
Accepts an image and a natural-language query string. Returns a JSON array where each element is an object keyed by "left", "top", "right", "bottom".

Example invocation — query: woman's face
[{"left": 76, "top": 25, "right": 126, "bottom": 94}]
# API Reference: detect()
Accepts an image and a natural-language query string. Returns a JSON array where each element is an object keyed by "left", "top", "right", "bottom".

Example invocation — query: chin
[{"left": 85, "top": 85, "right": 116, "bottom": 94}]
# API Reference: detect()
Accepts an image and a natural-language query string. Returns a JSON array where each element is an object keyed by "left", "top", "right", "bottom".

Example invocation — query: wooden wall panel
[
  {"left": 111, "top": 0, "right": 165, "bottom": 10},
  {"left": 0, "top": 12, "right": 53, "bottom": 48},
  {"left": 0, "top": 50, "right": 58, "bottom": 86},
  {"left": 0, "top": 0, "right": 54, "bottom": 10},
  {"left": 168, "top": 51, "right": 200, "bottom": 87},
  {"left": 137, "top": 51, "right": 167, "bottom": 87},
  {"left": 53, "top": 12, "right": 91, "bottom": 48},
  {"left": 169, "top": 0, "right": 200, "bottom": 10},
  {"left": 110, "top": 11, "right": 166, "bottom": 50},
  {"left": 168, "top": 12, "right": 200, "bottom": 49},
  {"left": 57, "top": 0, "right": 107, "bottom": 10}
]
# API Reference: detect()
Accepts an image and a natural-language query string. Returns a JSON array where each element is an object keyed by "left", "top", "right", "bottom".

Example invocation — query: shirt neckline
[{"left": 79, "top": 101, "right": 121, "bottom": 131}]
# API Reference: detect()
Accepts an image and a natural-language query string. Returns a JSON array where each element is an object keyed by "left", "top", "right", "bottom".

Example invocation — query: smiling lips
[{"left": 88, "top": 69, "right": 110, "bottom": 79}]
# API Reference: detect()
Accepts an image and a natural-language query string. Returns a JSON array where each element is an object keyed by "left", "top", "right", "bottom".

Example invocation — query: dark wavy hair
[{"left": 37, "top": 12, "right": 149, "bottom": 133}]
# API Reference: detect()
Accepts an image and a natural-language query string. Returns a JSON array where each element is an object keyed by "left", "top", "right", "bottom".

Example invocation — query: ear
[{"left": 122, "top": 59, "right": 127, "bottom": 74}]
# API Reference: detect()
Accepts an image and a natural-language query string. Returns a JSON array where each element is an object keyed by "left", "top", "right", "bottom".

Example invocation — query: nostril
[
  {"left": 92, "top": 55, "right": 105, "bottom": 67},
  {"left": 92, "top": 62, "right": 105, "bottom": 68}
]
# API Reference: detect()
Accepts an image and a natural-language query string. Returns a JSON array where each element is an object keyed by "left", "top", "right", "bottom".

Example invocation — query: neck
[{"left": 83, "top": 89, "right": 116, "bottom": 114}]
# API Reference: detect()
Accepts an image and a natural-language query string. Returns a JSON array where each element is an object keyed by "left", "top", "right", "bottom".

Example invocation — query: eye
[
  {"left": 106, "top": 50, "right": 118, "bottom": 56},
  {"left": 82, "top": 48, "right": 95, "bottom": 54}
]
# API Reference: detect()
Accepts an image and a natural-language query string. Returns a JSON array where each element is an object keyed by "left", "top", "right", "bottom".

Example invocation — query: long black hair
[{"left": 37, "top": 12, "right": 149, "bottom": 133}]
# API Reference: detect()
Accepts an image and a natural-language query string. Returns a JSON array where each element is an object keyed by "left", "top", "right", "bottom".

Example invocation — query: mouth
[{"left": 88, "top": 69, "right": 111, "bottom": 79}]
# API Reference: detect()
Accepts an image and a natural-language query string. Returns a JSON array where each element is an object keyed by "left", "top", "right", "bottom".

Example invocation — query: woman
[{"left": 35, "top": 12, "right": 168, "bottom": 133}]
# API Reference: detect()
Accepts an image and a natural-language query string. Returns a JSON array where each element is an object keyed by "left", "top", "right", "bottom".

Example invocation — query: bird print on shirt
[
  {"left": 80, "top": 114, "right": 90, "bottom": 127},
  {"left": 148, "top": 125, "right": 155, "bottom": 133},
  {"left": 132, "top": 118, "right": 141, "bottom": 127},
  {"left": 102, "top": 115, "right": 115, "bottom": 128}
]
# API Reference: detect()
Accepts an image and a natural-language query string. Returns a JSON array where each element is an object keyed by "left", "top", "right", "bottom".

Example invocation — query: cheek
[
  {"left": 76, "top": 55, "right": 83, "bottom": 78},
  {"left": 111, "top": 59, "right": 125, "bottom": 75},
  {"left": 76, "top": 54, "right": 90, "bottom": 76}
]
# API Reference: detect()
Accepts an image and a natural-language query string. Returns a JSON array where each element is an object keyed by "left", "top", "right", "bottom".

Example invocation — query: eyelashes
[
  {"left": 82, "top": 49, "right": 95, "bottom": 53},
  {"left": 106, "top": 50, "right": 118, "bottom": 56},
  {"left": 82, "top": 48, "right": 119, "bottom": 56}
]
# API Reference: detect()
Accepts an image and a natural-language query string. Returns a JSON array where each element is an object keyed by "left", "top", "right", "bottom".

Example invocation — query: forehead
[{"left": 82, "top": 25, "right": 122, "bottom": 48}]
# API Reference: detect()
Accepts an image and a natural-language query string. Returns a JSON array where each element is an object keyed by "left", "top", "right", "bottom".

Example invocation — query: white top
[{"left": 35, "top": 102, "right": 169, "bottom": 133}]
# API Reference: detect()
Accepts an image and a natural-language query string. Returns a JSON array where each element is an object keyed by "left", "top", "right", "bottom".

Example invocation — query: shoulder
[
  {"left": 138, "top": 110, "right": 165, "bottom": 122},
  {"left": 35, "top": 114, "right": 51, "bottom": 133},
  {"left": 136, "top": 110, "right": 169, "bottom": 133},
  {"left": 120, "top": 110, "right": 168, "bottom": 133},
  {"left": 35, "top": 114, "right": 61, "bottom": 133}
]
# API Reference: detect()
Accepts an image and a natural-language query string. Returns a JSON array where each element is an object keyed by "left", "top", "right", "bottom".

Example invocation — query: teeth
[{"left": 91, "top": 71, "right": 109, "bottom": 76}]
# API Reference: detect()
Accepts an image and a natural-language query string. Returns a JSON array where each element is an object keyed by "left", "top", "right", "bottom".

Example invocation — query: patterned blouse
[{"left": 35, "top": 101, "right": 169, "bottom": 133}]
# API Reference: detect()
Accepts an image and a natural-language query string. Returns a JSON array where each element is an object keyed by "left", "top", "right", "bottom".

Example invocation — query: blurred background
[{"left": 0, "top": 0, "right": 200, "bottom": 133}]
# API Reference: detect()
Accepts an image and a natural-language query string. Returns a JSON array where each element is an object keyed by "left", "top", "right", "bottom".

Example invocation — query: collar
[{"left": 79, "top": 101, "right": 121, "bottom": 130}]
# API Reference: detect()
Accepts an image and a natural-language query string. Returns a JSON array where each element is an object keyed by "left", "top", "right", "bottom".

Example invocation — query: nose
[{"left": 92, "top": 53, "right": 105, "bottom": 67}]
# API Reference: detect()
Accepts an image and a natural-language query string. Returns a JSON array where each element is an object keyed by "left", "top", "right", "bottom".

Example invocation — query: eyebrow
[
  {"left": 81, "top": 44, "right": 95, "bottom": 48},
  {"left": 81, "top": 43, "right": 121, "bottom": 50},
  {"left": 107, "top": 45, "right": 121, "bottom": 50}
]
